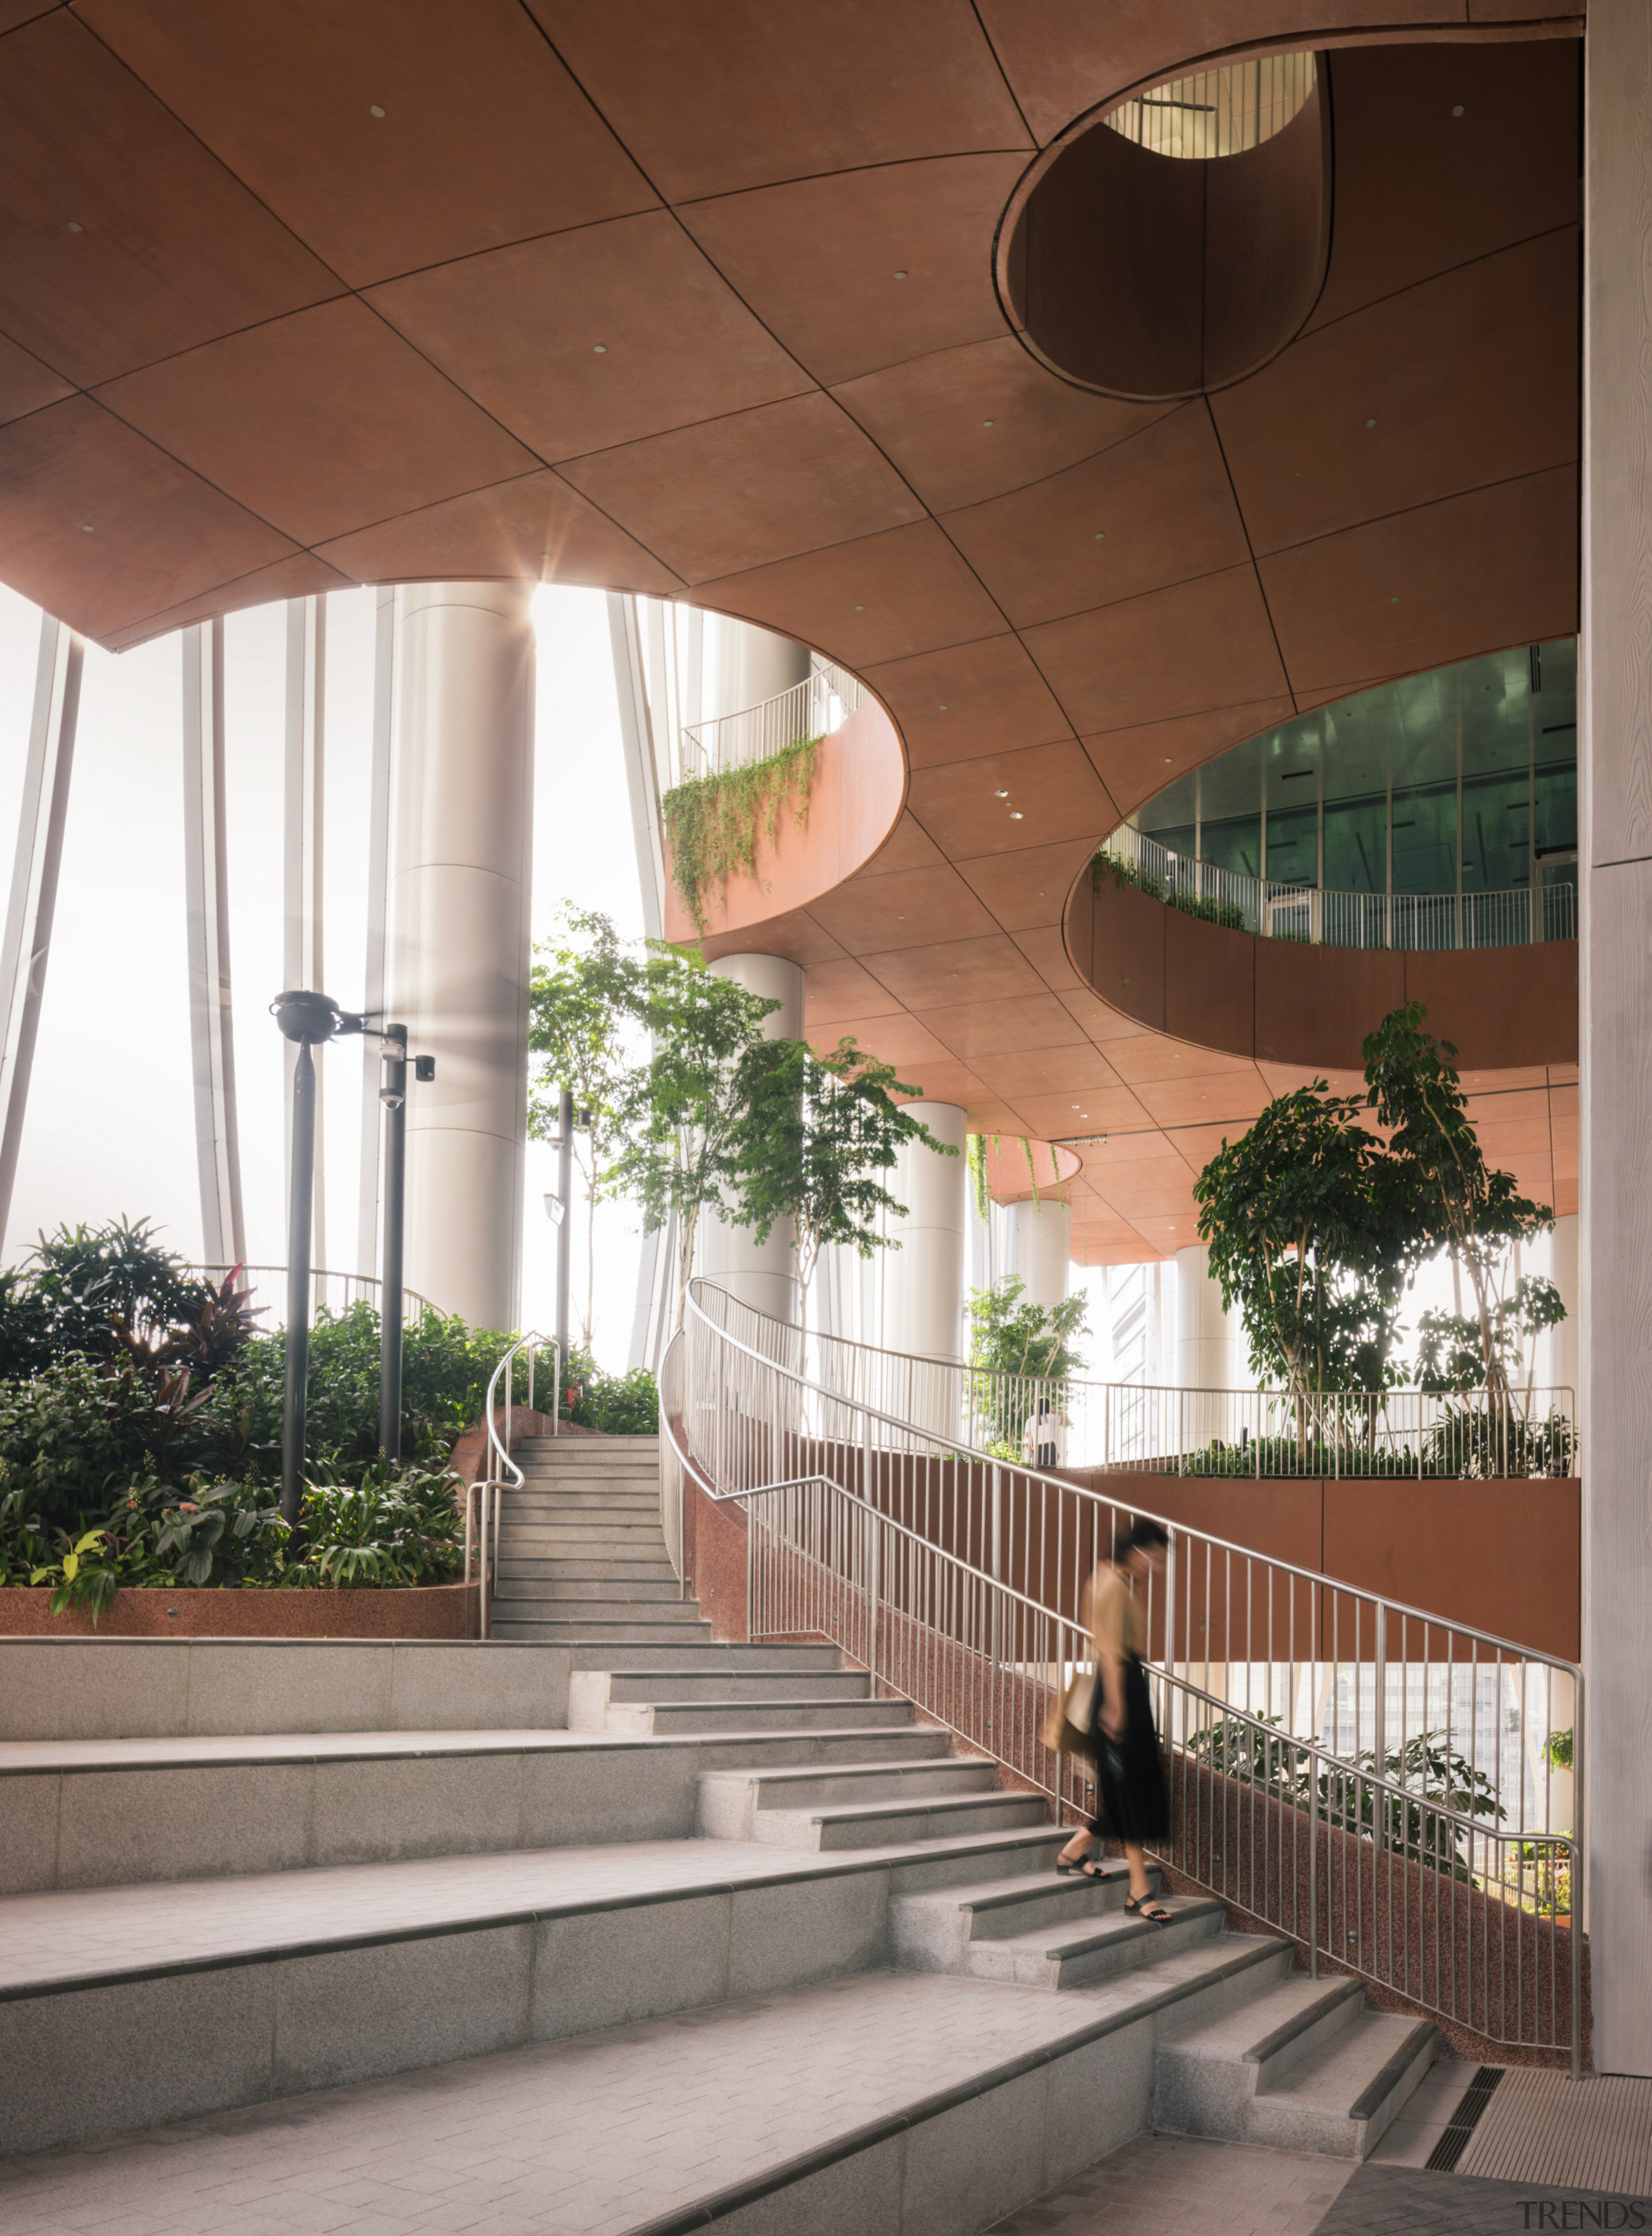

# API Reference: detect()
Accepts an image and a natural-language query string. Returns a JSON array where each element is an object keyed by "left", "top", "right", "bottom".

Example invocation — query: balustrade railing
[
  {"left": 1102, "top": 826, "right": 1578, "bottom": 951},
  {"left": 678, "top": 662, "right": 865, "bottom": 782},
  {"left": 692, "top": 1288, "right": 1575, "bottom": 1480},
  {"left": 665, "top": 1279, "right": 1584, "bottom": 2069}
]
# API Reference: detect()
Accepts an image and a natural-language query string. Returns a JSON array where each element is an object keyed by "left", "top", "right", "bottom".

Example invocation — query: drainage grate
[{"left": 1425, "top": 2064, "right": 1506, "bottom": 2171}]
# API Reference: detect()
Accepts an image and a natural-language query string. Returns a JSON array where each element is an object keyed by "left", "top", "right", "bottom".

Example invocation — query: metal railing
[
  {"left": 1101, "top": 826, "right": 1578, "bottom": 951},
  {"left": 463, "top": 1330, "right": 559, "bottom": 1639},
  {"left": 194, "top": 1263, "right": 435, "bottom": 1329},
  {"left": 698, "top": 1294, "right": 1575, "bottom": 1479},
  {"left": 666, "top": 1279, "right": 1584, "bottom": 2071},
  {"left": 679, "top": 662, "right": 865, "bottom": 783}
]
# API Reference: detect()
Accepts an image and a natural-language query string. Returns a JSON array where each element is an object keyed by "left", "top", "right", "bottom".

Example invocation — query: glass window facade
[{"left": 1133, "top": 639, "right": 1577, "bottom": 906}]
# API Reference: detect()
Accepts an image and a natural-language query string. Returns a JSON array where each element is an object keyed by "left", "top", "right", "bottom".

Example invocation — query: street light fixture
[{"left": 271, "top": 991, "right": 434, "bottom": 1530}]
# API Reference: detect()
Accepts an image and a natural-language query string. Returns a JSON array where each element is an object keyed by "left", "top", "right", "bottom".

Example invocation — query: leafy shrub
[
  {"left": 0, "top": 1217, "right": 243, "bottom": 1377},
  {"left": 558, "top": 1347, "right": 659, "bottom": 1437},
  {"left": 0, "top": 1356, "right": 217, "bottom": 1527},
  {"left": 292, "top": 1461, "right": 466, "bottom": 1588},
  {"left": 201, "top": 1301, "right": 516, "bottom": 1478}
]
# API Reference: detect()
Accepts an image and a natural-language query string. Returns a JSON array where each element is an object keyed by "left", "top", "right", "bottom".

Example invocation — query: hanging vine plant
[
  {"left": 662, "top": 736, "right": 821, "bottom": 934},
  {"left": 966, "top": 1131, "right": 1047, "bottom": 1220}
]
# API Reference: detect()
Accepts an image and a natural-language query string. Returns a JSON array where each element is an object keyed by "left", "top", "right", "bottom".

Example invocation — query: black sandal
[
  {"left": 1124, "top": 1894, "right": 1174, "bottom": 1924},
  {"left": 1054, "top": 1851, "right": 1094, "bottom": 1876}
]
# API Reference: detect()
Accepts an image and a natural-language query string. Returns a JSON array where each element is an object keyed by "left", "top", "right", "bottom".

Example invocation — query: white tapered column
[
  {"left": 1582, "top": 0, "right": 1652, "bottom": 2073},
  {"left": 700, "top": 951, "right": 802, "bottom": 1326},
  {"left": 182, "top": 618, "right": 245, "bottom": 1268},
  {"left": 884, "top": 1102, "right": 969, "bottom": 1363},
  {"left": 1176, "top": 1243, "right": 1240, "bottom": 1390},
  {"left": 1004, "top": 1197, "right": 1071, "bottom": 1308},
  {"left": 390, "top": 582, "right": 534, "bottom": 1333}
]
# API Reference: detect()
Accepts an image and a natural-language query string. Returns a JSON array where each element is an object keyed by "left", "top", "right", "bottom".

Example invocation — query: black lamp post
[{"left": 272, "top": 991, "right": 434, "bottom": 1529}]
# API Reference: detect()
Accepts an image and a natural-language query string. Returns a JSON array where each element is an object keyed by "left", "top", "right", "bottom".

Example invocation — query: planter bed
[{"left": 0, "top": 1578, "right": 481, "bottom": 1639}]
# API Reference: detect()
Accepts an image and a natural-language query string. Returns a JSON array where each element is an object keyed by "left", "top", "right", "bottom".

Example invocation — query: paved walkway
[{"left": 985, "top": 2132, "right": 1356, "bottom": 2236}]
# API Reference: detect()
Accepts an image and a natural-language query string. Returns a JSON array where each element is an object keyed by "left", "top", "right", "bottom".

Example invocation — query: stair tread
[
  {"left": 1256, "top": 2012, "right": 1436, "bottom": 2114},
  {"left": 1162, "top": 1972, "right": 1364, "bottom": 2062},
  {"left": 980, "top": 1895, "right": 1222, "bottom": 1958}
]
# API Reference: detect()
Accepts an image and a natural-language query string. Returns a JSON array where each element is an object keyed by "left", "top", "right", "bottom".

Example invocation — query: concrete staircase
[{"left": 0, "top": 1432, "right": 1442, "bottom": 2233}]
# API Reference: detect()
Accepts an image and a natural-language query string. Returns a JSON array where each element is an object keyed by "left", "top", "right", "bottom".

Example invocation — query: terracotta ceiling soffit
[
  {"left": 678, "top": 156, "right": 1029, "bottom": 389},
  {"left": 830, "top": 337, "right": 1178, "bottom": 513},
  {"left": 101, "top": 551, "right": 354, "bottom": 654},
  {"left": 94, "top": 296, "right": 539, "bottom": 548},
  {"left": 850, "top": 811, "right": 947, "bottom": 879},
  {"left": 0, "top": 330, "right": 74, "bottom": 423},
  {"left": 915, "top": 990, "right": 1091, "bottom": 1062},
  {"left": 313, "top": 471, "right": 683, "bottom": 596},
  {"left": 0, "top": 10, "right": 341, "bottom": 388},
  {"left": 1011, "top": 924, "right": 1086, "bottom": 993},
  {"left": 808, "top": 861, "right": 999, "bottom": 957},
  {"left": 1006, "top": 1085, "right": 1154, "bottom": 1138},
  {"left": 862, "top": 630, "right": 1074, "bottom": 772},
  {"left": 863, "top": 931, "right": 1047, "bottom": 1012},
  {"left": 0, "top": 392, "right": 299, "bottom": 639},
  {"left": 803, "top": 956, "right": 910, "bottom": 1024},
  {"left": 809, "top": 1011, "right": 954, "bottom": 1068},
  {"left": 907, "top": 738, "right": 1114, "bottom": 862},
  {"left": 524, "top": 1, "right": 1031, "bottom": 204},
  {"left": 1082, "top": 694, "right": 1297, "bottom": 821},
  {"left": 954, "top": 835, "right": 1100, "bottom": 932},
  {"left": 365, "top": 211, "right": 814, "bottom": 465},
  {"left": 558, "top": 393, "right": 927, "bottom": 584},
  {"left": 1056, "top": 988, "right": 1156, "bottom": 1045},
  {"left": 700, "top": 909, "right": 847, "bottom": 969},
  {"left": 76, "top": 0, "right": 658, "bottom": 288},
  {"left": 684, "top": 519, "right": 1009, "bottom": 669},
  {"left": 1258, "top": 465, "right": 1578, "bottom": 696},
  {"left": 939, "top": 406, "right": 1251, "bottom": 631},
  {"left": 1023, "top": 565, "right": 1290, "bottom": 737},
  {"left": 1304, "top": 37, "right": 1580, "bottom": 334},
  {"left": 970, "top": 1041, "right": 1125, "bottom": 1099},
  {"left": 1213, "top": 228, "right": 1578, "bottom": 559}
]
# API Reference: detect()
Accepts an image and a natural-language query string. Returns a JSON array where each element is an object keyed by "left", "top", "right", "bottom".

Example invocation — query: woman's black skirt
[{"left": 1089, "top": 1653, "right": 1169, "bottom": 1843}]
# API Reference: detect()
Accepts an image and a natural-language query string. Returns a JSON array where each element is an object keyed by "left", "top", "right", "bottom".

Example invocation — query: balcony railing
[
  {"left": 680, "top": 662, "right": 865, "bottom": 783},
  {"left": 1102, "top": 825, "right": 1578, "bottom": 951},
  {"left": 194, "top": 1264, "right": 434, "bottom": 1330}
]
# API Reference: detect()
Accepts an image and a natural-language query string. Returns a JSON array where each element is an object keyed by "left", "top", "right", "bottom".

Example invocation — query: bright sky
[{"left": 0, "top": 582, "right": 648, "bottom": 1371}]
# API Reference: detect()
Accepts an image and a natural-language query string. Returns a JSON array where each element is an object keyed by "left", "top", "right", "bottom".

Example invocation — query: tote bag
[{"left": 1042, "top": 1668, "right": 1096, "bottom": 1756}]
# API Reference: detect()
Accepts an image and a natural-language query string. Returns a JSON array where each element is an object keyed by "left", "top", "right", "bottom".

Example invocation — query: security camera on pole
[{"left": 271, "top": 990, "right": 434, "bottom": 1530}]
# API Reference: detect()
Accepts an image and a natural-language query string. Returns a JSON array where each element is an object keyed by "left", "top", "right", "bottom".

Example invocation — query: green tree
[
  {"left": 964, "top": 1274, "right": 1090, "bottom": 1456},
  {"left": 736, "top": 1036, "right": 954, "bottom": 1330},
  {"left": 1193, "top": 1082, "right": 1395, "bottom": 1401},
  {"left": 1362, "top": 1002, "right": 1561, "bottom": 1409},
  {"left": 607, "top": 947, "right": 783, "bottom": 1330},
  {"left": 527, "top": 906, "right": 643, "bottom": 1352}
]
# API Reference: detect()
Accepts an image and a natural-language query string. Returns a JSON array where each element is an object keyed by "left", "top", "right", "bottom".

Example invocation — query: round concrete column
[
  {"left": 390, "top": 582, "right": 534, "bottom": 1333},
  {"left": 698, "top": 952, "right": 803, "bottom": 1326},
  {"left": 885, "top": 1103, "right": 969, "bottom": 1363},
  {"left": 1176, "top": 1243, "right": 1240, "bottom": 1390},
  {"left": 1003, "top": 1197, "right": 1072, "bottom": 1309}
]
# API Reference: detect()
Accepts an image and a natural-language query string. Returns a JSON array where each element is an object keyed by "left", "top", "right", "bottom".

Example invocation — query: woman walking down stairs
[{"left": 0, "top": 1434, "right": 1438, "bottom": 2236}]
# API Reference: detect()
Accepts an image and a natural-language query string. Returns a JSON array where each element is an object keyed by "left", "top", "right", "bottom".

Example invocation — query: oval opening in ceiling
[{"left": 1006, "top": 49, "right": 1331, "bottom": 401}]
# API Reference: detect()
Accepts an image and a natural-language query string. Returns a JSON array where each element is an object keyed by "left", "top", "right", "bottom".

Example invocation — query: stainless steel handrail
[
  {"left": 193, "top": 1263, "right": 436, "bottom": 1324},
  {"left": 669, "top": 1283, "right": 1585, "bottom": 2071},
  {"left": 464, "top": 1330, "right": 560, "bottom": 1640}
]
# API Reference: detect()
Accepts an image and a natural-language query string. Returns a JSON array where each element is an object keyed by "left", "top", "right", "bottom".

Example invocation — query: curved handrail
[
  {"left": 689, "top": 1282, "right": 1579, "bottom": 1676},
  {"left": 672, "top": 1279, "right": 1584, "bottom": 2069},
  {"left": 465, "top": 1330, "right": 560, "bottom": 1639}
]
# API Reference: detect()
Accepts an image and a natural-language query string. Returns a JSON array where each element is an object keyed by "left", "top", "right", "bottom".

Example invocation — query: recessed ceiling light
[
  {"left": 592, "top": 343, "right": 608, "bottom": 354},
  {"left": 369, "top": 104, "right": 387, "bottom": 117},
  {"left": 66, "top": 221, "right": 84, "bottom": 234},
  {"left": 892, "top": 269, "right": 908, "bottom": 278},
  {"left": 1365, "top": 418, "right": 1376, "bottom": 429},
  {"left": 1452, "top": 104, "right": 1464, "bottom": 117},
  {"left": 1391, "top": 596, "right": 1401, "bottom": 604},
  {"left": 1165, "top": 757, "right": 1173, "bottom": 764},
  {"left": 79, "top": 523, "right": 93, "bottom": 534},
  {"left": 995, "top": 789, "right": 1009, "bottom": 798},
  {"left": 982, "top": 418, "right": 994, "bottom": 427},
  {"left": 1094, "top": 532, "right": 1104, "bottom": 540},
  {"left": 938, "top": 703, "right": 948, "bottom": 711}
]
